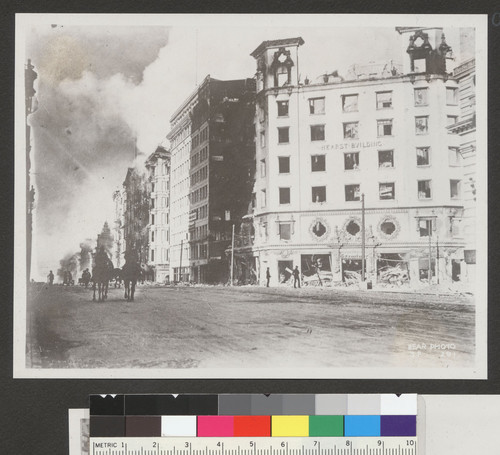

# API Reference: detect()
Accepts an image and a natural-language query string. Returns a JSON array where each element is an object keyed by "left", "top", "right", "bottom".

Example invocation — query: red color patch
[{"left": 234, "top": 416, "right": 271, "bottom": 437}]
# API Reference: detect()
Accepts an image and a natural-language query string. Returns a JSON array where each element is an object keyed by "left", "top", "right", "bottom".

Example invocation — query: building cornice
[
  {"left": 253, "top": 205, "right": 464, "bottom": 218},
  {"left": 250, "top": 37, "right": 304, "bottom": 58},
  {"left": 259, "top": 73, "right": 454, "bottom": 97},
  {"left": 447, "top": 116, "right": 476, "bottom": 135},
  {"left": 453, "top": 58, "right": 475, "bottom": 79}
]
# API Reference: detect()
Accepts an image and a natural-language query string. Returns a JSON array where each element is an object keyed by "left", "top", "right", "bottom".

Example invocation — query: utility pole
[
  {"left": 179, "top": 238, "right": 183, "bottom": 282},
  {"left": 436, "top": 234, "right": 440, "bottom": 284},
  {"left": 230, "top": 224, "right": 235, "bottom": 286},
  {"left": 428, "top": 230, "right": 432, "bottom": 283},
  {"left": 361, "top": 193, "right": 366, "bottom": 282}
]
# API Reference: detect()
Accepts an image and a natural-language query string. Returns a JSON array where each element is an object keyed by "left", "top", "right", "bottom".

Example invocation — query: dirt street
[{"left": 26, "top": 284, "right": 475, "bottom": 371}]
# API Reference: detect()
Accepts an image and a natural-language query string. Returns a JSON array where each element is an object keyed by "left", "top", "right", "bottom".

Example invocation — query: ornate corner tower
[
  {"left": 251, "top": 37, "right": 304, "bottom": 92},
  {"left": 396, "top": 27, "right": 453, "bottom": 75}
]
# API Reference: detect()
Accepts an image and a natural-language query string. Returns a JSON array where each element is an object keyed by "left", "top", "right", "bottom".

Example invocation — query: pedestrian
[
  {"left": 47, "top": 270, "right": 54, "bottom": 285},
  {"left": 266, "top": 267, "right": 271, "bottom": 287},
  {"left": 293, "top": 266, "right": 301, "bottom": 288}
]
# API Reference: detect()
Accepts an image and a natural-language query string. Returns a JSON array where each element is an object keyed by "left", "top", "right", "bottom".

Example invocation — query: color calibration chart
[{"left": 89, "top": 394, "right": 418, "bottom": 455}]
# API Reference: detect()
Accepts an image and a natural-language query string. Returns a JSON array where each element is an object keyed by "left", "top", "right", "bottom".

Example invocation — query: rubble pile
[
  {"left": 378, "top": 264, "right": 409, "bottom": 286},
  {"left": 343, "top": 270, "right": 361, "bottom": 285}
]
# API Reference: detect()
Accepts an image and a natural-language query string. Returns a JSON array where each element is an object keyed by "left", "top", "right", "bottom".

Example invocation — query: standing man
[
  {"left": 47, "top": 270, "right": 54, "bottom": 285},
  {"left": 266, "top": 267, "right": 271, "bottom": 287},
  {"left": 293, "top": 266, "right": 301, "bottom": 288}
]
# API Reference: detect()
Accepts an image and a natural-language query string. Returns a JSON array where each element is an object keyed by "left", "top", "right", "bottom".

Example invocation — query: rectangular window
[
  {"left": 311, "top": 155, "right": 326, "bottom": 172},
  {"left": 279, "top": 187, "right": 291, "bottom": 204},
  {"left": 416, "top": 147, "right": 430, "bottom": 166},
  {"left": 447, "top": 115, "right": 458, "bottom": 126},
  {"left": 414, "top": 88, "right": 428, "bottom": 106},
  {"left": 342, "top": 94, "right": 358, "bottom": 112},
  {"left": 261, "top": 189, "right": 266, "bottom": 208},
  {"left": 277, "top": 68, "right": 288, "bottom": 87},
  {"left": 446, "top": 87, "right": 458, "bottom": 105},
  {"left": 377, "top": 119, "right": 393, "bottom": 136},
  {"left": 450, "top": 180, "right": 461, "bottom": 199},
  {"left": 278, "top": 156, "right": 290, "bottom": 173},
  {"left": 251, "top": 192, "right": 256, "bottom": 209},
  {"left": 151, "top": 249, "right": 155, "bottom": 261},
  {"left": 151, "top": 231, "right": 155, "bottom": 242},
  {"left": 379, "top": 182, "right": 395, "bottom": 200},
  {"left": 378, "top": 149, "right": 394, "bottom": 168},
  {"left": 418, "top": 180, "right": 432, "bottom": 199},
  {"left": 151, "top": 214, "right": 155, "bottom": 225},
  {"left": 279, "top": 223, "right": 291, "bottom": 241},
  {"left": 260, "top": 159, "right": 266, "bottom": 177},
  {"left": 448, "top": 147, "right": 461, "bottom": 166},
  {"left": 260, "top": 131, "right": 265, "bottom": 148},
  {"left": 345, "top": 184, "right": 361, "bottom": 202},
  {"left": 312, "top": 186, "right": 326, "bottom": 203},
  {"left": 310, "top": 124, "right": 325, "bottom": 141},
  {"left": 419, "top": 219, "right": 433, "bottom": 237},
  {"left": 376, "top": 91, "right": 393, "bottom": 109},
  {"left": 278, "top": 127, "right": 289, "bottom": 143},
  {"left": 277, "top": 100, "right": 289, "bottom": 117},
  {"left": 343, "top": 122, "right": 359, "bottom": 139},
  {"left": 415, "top": 116, "right": 429, "bottom": 135},
  {"left": 309, "top": 97, "right": 325, "bottom": 114},
  {"left": 344, "top": 152, "right": 360, "bottom": 170}
]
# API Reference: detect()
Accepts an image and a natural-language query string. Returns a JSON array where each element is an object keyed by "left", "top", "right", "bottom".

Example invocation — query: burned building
[
  {"left": 250, "top": 29, "right": 469, "bottom": 286},
  {"left": 167, "top": 76, "right": 256, "bottom": 283},
  {"left": 25, "top": 59, "right": 37, "bottom": 282},
  {"left": 112, "top": 188, "right": 126, "bottom": 268},
  {"left": 122, "top": 166, "right": 150, "bottom": 267}
]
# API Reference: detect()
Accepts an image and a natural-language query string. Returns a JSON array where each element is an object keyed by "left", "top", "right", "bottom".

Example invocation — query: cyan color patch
[{"left": 344, "top": 415, "right": 381, "bottom": 437}]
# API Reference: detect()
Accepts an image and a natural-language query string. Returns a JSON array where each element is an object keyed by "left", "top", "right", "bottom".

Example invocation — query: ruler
[{"left": 90, "top": 437, "right": 417, "bottom": 455}]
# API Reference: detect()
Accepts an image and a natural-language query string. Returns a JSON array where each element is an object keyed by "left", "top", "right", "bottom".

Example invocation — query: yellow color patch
[{"left": 272, "top": 416, "right": 309, "bottom": 437}]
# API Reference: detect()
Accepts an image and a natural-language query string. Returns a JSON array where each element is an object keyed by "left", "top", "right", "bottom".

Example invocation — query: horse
[
  {"left": 92, "top": 252, "right": 114, "bottom": 302},
  {"left": 121, "top": 260, "right": 142, "bottom": 301}
]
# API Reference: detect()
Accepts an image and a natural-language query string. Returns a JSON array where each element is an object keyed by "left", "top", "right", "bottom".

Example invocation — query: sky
[{"left": 23, "top": 18, "right": 466, "bottom": 280}]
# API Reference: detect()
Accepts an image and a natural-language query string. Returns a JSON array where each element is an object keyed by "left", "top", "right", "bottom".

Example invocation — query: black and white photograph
[{"left": 14, "top": 14, "right": 487, "bottom": 378}]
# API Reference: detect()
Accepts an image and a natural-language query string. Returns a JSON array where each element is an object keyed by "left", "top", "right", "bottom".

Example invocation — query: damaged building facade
[
  {"left": 167, "top": 76, "right": 256, "bottom": 284},
  {"left": 249, "top": 29, "right": 470, "bottom": 286},
  {"left": 122, "top": 166, "right": 151, "bottom": 271}
]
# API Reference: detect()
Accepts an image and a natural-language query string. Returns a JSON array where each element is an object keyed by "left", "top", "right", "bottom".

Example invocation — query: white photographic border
[{"left": 14, "top": 13, "right": 488, "bottom": 379}]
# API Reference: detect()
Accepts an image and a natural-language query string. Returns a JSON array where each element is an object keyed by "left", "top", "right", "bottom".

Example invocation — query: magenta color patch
[{"left": 197, "top": 416, "right": 234, "bottom": 437}]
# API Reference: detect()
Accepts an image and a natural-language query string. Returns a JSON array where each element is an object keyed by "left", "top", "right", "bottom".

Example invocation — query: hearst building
[{"left": 246, "top": 28, "right": 471, "bottom": 286}]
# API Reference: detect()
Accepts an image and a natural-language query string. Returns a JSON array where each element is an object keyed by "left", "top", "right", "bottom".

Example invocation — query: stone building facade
[
  {"left": 249, "top": 31, "right": 466, "bottom": 286},
  {"left": 145, "top": 146, "right": 171, "bottom": 283}
]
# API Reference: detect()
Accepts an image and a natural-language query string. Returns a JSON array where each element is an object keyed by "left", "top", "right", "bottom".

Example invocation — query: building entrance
[
  {"left": 278, "top": 260, "right": 293, "bottom": 284},
  {"left": 452, "top": 259, "right": 461, "bottom": 281}
]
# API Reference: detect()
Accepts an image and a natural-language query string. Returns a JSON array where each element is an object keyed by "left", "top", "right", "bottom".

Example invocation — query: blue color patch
[{"left": 344, "top": 415, "right": 381, "bottom": 437}]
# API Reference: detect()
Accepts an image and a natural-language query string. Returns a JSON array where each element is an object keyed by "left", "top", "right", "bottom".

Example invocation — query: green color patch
[{"left": 308, "top": 415, "right": 344, "bottom": 436}]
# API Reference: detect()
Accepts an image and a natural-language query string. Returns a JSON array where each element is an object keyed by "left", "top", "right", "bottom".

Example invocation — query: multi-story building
[
  {"left": 112, "top": 188, "right": 126, "bottom": 268},
  {"left": 25, "top": 59, "right": 37, "bottom": 282},
  {"left": 122, "top": 166, "right": 150, "bottom": 268},
  {"left": 448, "top": 56, "right": 476, "bottom": 282},
  {"left": 145, "top": 146, "right": 171, "bottom": 283},
  {"left": 250, "top": 30, "right": 466, "bottom": 286},
  {"left": 167, "top": 76, "right": 256, "bottom": 283}
]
